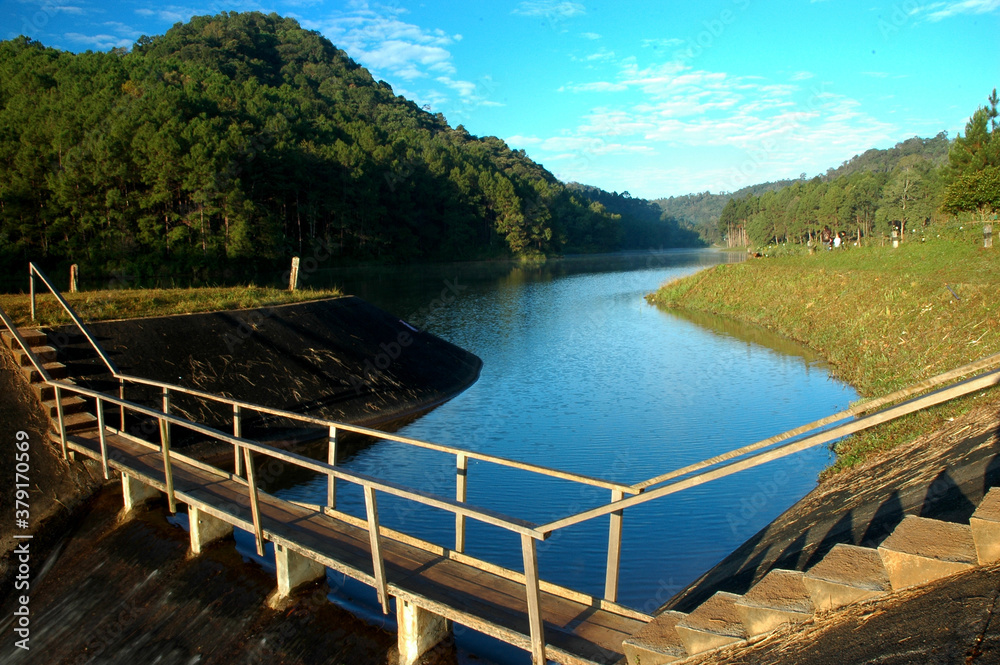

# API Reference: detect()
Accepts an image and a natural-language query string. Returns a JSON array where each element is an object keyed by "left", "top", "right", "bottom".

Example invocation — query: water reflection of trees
[{"left": 662, "top": 307, "right": 826, "bottom": 367}]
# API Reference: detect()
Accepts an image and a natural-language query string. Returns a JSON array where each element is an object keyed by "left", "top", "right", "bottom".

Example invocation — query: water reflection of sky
[{"left": 277, "top": 249, "right": 857, "bottom": 620}]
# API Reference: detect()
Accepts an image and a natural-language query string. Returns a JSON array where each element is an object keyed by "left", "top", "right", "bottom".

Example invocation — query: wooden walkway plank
[{"left": 62, "top": 429, "right": 644, "bottom": 665}]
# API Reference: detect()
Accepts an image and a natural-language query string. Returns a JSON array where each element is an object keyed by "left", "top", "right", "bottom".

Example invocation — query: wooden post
[
  {"left": 69, "top": 264, "right": 79, "bottom": 293},
  {"left": 892, "top": 228, "right": 899, "bottom": 249},
  {"left": 244, "top": 447, "right": 265, "bottom": 556},
  {"left": 233, "top": 404, "right": 244, "bottom": 477},
  {"left": 162, "top": 387, "right": 171, "bottom": 448},
  {"left": 455, "top": 454, "right": 468, "bottom": 553},
  {"left": 604, "top": 488, "right": 624, "bottom": 602},
  {"left": 29, "top": 269, "right": 35, "bottom": 322},
  {"left": 159, "top": 417, "right": 176, "bottom": 514},
  {"left": 364, "top": 485, "right": 390, "bottom": 614},
  {"left": 54, "top": 385, "right": 67, "bottom": 460},
  {"left": 119, "top": 378, "right": 125, "bottom": 431},
  {"left": 97, "top": 397, "right": 109, "bottom": 479},
  {"left": 288, "top": 257, "right": 300, "bottom": 291},
  {"left": 985, "top": 223, "right": 993, "bottom": 248},
  {"left": 326, "top": 425, "right": 337, "bottom": 510},
  {"left": 521, "top": 534, "right": 546, "bottom": 665}
]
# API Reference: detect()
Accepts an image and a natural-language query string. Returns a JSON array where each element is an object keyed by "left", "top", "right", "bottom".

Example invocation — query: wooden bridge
[{"left": 5, "top": 262, "right": 1000, "bottom": 665}]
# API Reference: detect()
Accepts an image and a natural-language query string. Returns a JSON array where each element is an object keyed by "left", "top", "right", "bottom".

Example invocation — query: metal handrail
[
  {"left": 14, "top": 264, "right": 1000, "bottom": 610},
  {"left": 29, "top": 263, "right": 120, "bottom": 376},
  {"left": 536, "top": 366, "right": 1000, "bottom": 534},
  {"left": 628, "top": 350, "right": 1000, "bottom": 494},
  {"left": 7, "top": 282, "right": 1000, "bottom": 662}
]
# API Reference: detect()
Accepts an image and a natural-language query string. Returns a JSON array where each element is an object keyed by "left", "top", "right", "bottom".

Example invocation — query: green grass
[
  {"left": 648, "top": 225, "right": 1000, "bottom": 477},
  {"left": 0, "top": 285, "right": 343, "bottom": 328}
]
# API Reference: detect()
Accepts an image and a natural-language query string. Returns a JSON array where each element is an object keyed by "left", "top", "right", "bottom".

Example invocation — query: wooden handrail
[
  {"left": 629, "top": 350, "right": 1000, "bottom": 493},
  {"left": 112, "top": 373, "right": 635, "bottom": 494},
  {"left": 11, "top": 266, "right": 1000, "bottom": 614},
  {"left": 45, "top": 380, "right": 546, "bottom": 539},
  {"left": 535, "top": 367, "right": 1000, "bottom": 534}
]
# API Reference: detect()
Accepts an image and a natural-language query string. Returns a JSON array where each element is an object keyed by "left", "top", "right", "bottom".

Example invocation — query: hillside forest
[
  {"left": 0, "top": 11, "right": 995, "bottom": 286},
  {"left": 0, "top": 12, "right": 701, "bottom": 286},
  {"left": 717, "top": 94, "right": 999, "bottom": 249}
]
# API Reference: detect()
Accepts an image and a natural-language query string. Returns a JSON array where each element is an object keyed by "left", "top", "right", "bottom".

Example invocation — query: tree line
[
  {"left": 0, "top": 12, "right": 677, "bottom": 285},
  {"left": 720, "top": 94, "right": 999, "bottom": 249}
]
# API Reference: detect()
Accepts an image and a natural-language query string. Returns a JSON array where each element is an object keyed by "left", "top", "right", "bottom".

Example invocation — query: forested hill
[
  {"left": 653, "top": 133, "right": 955, "bottom": 245},
  {"left": 654, "top": 180, "right": 798, "bottom": 245},
  {"left": 0, "top": 12, "right": 634, "bottom": 283},
  {"left": 565, "top": 184, "right": 703, "bottom": 249}
]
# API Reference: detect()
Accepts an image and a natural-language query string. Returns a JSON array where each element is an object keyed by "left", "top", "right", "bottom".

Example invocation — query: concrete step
[
  {"left": 970, "top": 487, "right": 1000, "bottom": 565},
  {"left": 54, "top": 411, "right": 98, "bottom": 434},
  {"left": 15, "top": 345, "right": 58, "bottom": 365},
  {"left": 877, "top": 515, "right": 977, "bottom": 590},
  {"left": 734, "top": 569, "right": 814, "bottom": 637},
  {"left": 674, "top": 591, "right": 748, "bottom": 655},
  {"left": 802, "top": 543, "right": 891, "bottom": 612},
  {"left": 40, "top": 396, "right": 87, "bottom": 418},
  {"left": 32, "top": 382, "right": 57, "bottom": 401},
  {"left": 2, "top": 328, "right": 48, "bottom": 350},
  {"left": 622, "top": 610, "right": 688, "bottom": 665},
  {"left": 21, "top": 361, "right": 68, "bottom": 382}
]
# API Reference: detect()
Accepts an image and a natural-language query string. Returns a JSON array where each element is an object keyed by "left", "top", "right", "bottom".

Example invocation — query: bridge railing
[
  {"left": 12, "top": 263, "right": 1000, "bottom": 662},
  {"left": 20, "top": 261, "right": 1000, "bottom": 602},
  {"left": 2, "top": 303, "right": 561, "bottom": 660}
]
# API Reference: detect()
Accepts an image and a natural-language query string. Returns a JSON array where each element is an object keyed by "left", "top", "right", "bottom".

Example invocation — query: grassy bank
[
  {"left": 648, "top": 225, "right": 1000, "bottom": 476},
  {"left": 0, "top": 285, "right": 343, "bottom": 328}
]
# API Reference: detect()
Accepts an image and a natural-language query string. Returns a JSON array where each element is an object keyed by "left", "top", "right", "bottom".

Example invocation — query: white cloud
[
  {"left": 305, "top": 4, "right": 460, "bottom": 81},
  {"left": 580, "top": 32, "right": 602, "bottom": 40},
  {"left": 913, "top": 0, "right": 1000, "bottom": 20},
  {"left": 512, "top": 1, "right": 586, "bottom": 18},
  {"left": 790, "top": 71, "right": 814, "bottom": 81},
  {"left": 64, "top": 32, "right": 134, "bottom": 49},
  {"left": 302, "top": 2, "right": 501, "bottom": 114},
  {"left": 520, "top": 55, "right": 900, "bottom": 196}
]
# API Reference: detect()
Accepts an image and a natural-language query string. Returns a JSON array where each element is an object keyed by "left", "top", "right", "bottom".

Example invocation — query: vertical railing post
[
  {"left": 363, "top": 485, "right": 390, "bottom": 614},
  {"left": 96, "top": 396, "right": 109, "bottom": 479},
  {"left": 159, "top": 415, "right": 176, "bottom": 514},
  {"left": 53, "top": 384, "right": 67, "bottom": 460},
  {"left": 604, "top": 489, "right": 625, "bottom": 602},
  {"left": 455, "top": 454, "right": 468, "bottom": 553},
  {"left": 29, "top": 267, "right": 36, "bottom": 322},
  {"left": 233, "top": 404, "right": 244, "bottom": 477},
  {"left": 118, "top": 378, "right": 125, "bottom": 431},
  {"left": 326, "top": 425, "right": 337, "bottom": 510},
  {"left": 521, "top": 534, "right": 546, "bottom": 665},
  {"left": 243, "top": 447, "right": 264, "bottom": 556},
  {"left": 161, "top": 386, "right": 171, "bottom": 447}
]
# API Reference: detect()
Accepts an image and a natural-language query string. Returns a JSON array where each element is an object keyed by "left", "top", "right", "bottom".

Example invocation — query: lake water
[{"left": 263, "top": 249, "right": 857, "bottom": 661}]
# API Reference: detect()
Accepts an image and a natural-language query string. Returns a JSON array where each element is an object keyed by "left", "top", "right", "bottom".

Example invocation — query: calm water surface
[{"left": 267, "top": 249, "right": 856, "bottom": 661}]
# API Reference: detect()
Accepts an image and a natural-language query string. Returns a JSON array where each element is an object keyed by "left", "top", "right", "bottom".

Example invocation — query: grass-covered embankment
[
  {"left": 0, "top": 285, "right": 342, "bottom": 328},
  {"left": 648, "top": 226, "right": 1000, "bottom": 476}
]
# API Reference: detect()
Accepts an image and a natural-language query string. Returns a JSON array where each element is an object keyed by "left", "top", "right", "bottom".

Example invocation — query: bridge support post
[
  {"left": 275, "top": 543, "right": 325, "bottom": 597},
  {"left": 396, "top": 598, "right": 451, "bottom": 665},
  {"left": 189, "top": 506, "right": 233, "bottom": 555},
  {"left": 121, "top": 474, "right": 160, "bottom": 511}
]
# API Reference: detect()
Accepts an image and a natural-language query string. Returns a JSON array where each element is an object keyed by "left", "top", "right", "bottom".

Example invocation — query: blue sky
[{"left": 2, "top": 0, "right": 997, "bottom": 198}]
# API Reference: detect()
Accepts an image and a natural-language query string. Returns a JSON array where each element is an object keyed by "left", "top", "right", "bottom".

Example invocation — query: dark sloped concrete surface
[{"left": 48, "top": 296, "right": 482, "bottom": 456}]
